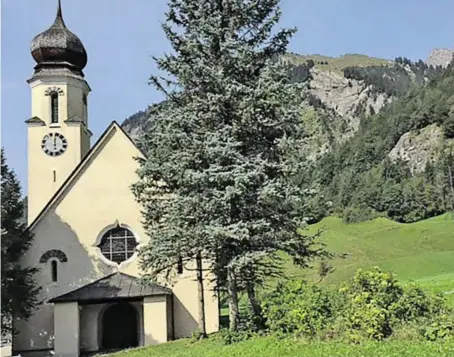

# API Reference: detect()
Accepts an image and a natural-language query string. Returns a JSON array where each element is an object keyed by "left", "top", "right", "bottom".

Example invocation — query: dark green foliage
[
  {"left": 341, "top": 268, "right": 453, "bottom": 342},
  {"left": 340, "top": 268, "right": 403, "bottom": 341},
  {"left": 132, "top": 0, "right": 326, "bottom": 331},
  {"left": 343, "top": 58, "right": 443, "bottom": 97},
  {"left": 262, "top": 280, "right": 336, "bottom": 336},
  {"left": 421, "top": 314, "right": 454, "bottom": 341},
  {"left": 391, "top": 283, "right": 446, "bottom": 322},
  {"left": 443, "top": 114, "right": 454, "bottom": 139},
  {"left": 342, "top": 203, "right": 379, "bottom": 224},
  {"left": 283, "top": 62, "right": 312, "bottom": 84},
  {"left": 122, "top": 109, "right": 148, "bottom": 130},
  {"left": 314, "top": 63, "right": 454, "bottom": 223},
  {"left": 1, "top": 149, "right": 41, "bottom": 338},
  {"left": 260, "top": 268, "right": 453, "bottom": 342}
]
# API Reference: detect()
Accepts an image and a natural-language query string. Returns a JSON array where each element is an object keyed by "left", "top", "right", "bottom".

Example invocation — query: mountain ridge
[{"left": 121, "top": 50, "right": 454, "bottom": 224}]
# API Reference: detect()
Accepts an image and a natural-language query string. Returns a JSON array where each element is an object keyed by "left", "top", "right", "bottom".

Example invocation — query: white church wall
[
  {"left": 54, "top": 302, "right": 79, "bottom": 357},
  {"left": 16, "top": 124, "right": 219, "bottom": 354}
]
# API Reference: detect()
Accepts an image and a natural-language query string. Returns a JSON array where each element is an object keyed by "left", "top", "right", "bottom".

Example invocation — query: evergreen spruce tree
[
  {"left": 132, "top": 0, "right": 325, "bottom": 331},
  {"left": 1, "top": 149, "right": 41, "bottom": 338}
]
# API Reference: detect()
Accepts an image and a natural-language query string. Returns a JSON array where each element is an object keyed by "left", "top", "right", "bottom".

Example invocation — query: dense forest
[
  {"left": 343, "top": 57, "right": 444, "bottom": 97},
  {"left": 309, "top": 61, "right": 454, "bottom": 223}
]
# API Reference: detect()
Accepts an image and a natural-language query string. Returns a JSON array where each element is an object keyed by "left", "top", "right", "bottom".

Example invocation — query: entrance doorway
[{"left": 101, "top": 303, "right": 139, "bottom": 350}]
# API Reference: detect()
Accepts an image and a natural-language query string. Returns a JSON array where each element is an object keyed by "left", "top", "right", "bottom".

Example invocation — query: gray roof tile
[{"left": 49, "top": 272, "right": 172, "bottom": 304}]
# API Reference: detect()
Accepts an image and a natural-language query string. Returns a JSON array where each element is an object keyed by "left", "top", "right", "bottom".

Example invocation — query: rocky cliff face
[
  {"left": 388, "top": 124, "right": 454, "bottom": 174},
  {"left": 309, "top": 68, "right": 388, "bottom": 132},
  {"left": 389, "top": 124, "right": 444, "bottom": 173},
  {"left": 122, "top": 51, "right": 449, "bottom": 169},
  {"left": 122, "top": 53, "right": 393, "bottom": 143},
  {"left": 426, "top": 49, "right": 454, "bottom": 68}
]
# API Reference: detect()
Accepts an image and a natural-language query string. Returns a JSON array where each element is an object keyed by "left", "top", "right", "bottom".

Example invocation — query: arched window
[
  {"left": 98, "top": 227, "right": 138, "bottom": 264},
  {"left": 39, "top": 249, "right": 68, "bottom": 264},
  {"left": 51, "top": 260, "right": 58, "bottom": 282},
  {"left": 50, "top": 92, "right": 59, "bottom": 123},
  {"left": 82, "top": 94, "right": 88, "bottom": 124}
]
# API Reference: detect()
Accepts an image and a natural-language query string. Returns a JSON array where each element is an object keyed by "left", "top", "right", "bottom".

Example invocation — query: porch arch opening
[{"left": 101, "top": 302, "right": 139, "bottom": 350}]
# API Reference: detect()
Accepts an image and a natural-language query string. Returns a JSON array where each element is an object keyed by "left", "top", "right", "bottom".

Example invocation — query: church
[{"left": 12, "top": 2, "right": 219, "bottom": 357}]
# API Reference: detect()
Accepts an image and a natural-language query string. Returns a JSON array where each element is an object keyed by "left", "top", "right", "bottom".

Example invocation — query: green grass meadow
[
  {"left": 107, "top": 214, "right": 454, "bottom": 357},
  {"left": 106, "top": 336, "right": 454, "bottom": 357},
  {"left": 301, "top": 214, "right": 454, "bottom": 306}
]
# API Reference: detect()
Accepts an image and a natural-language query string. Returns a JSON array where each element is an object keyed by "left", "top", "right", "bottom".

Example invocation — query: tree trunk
[
  {"left": 196, "top": 251, "right": 207, "bottom": 338},
  {"left": 246, "top": 281, "right": 264, "bottom": 329},
  {"left": 227, "top": 266, "right": 239, "bottom": 331},
  {"left": 448, "top": 165, "right": 454, "bottom": 210}
]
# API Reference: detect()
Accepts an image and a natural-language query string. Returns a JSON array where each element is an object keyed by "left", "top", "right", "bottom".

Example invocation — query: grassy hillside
[
  {"left": 106, "top": 336, "right": 454, "bottom": 357},
  {"left": 299, "top": 213, "right": 454, "bottom": 282},
  {"left": 284, "top": 53, "right": 391, "bottom": 73},
  {"left": 280, "top": 213, "right": 454, "bottom": 306}
]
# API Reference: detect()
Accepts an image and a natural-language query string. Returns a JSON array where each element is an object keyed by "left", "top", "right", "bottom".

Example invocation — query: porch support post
[
  {"left": 143, "top": 296, "right": 168, "bottom": 345},
  {"left": 54, "top": 302, "right": 79, "bottom": 357}
]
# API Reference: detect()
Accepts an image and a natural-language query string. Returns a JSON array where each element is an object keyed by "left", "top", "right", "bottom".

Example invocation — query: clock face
[{"left": 41, "top": 133, "right": 68, "bottom": 156}]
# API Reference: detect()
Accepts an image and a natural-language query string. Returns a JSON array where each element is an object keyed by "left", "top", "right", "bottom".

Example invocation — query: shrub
[
  {"left": 340, "top": 267, "right": 453, "bottom": 341},
  {"left": 259, "top": 267, "right": 452, "bottom": 343},
  {"left": 214, "top": 328, "right": 262, "bottom": 345},
  {"left": 421, "top": 314, "right": 454, "bottom": 341},
  {"left": 340, "top": 268, "right": 399, "bottom": 340},
  {"left": 342, "top": 204, "right": 378, "bottom": 223},
  {"left": 340, "top": 268, "right": 403, "bottom": 340},
  {"left": 340, "top": 267, "right": 404, "bottom": 308},
  {"left": 442, "top": 114, "right": 454, "bottom": 138},
  {"left": 390, "top": 283, "right": 446, "bottom": 322},
  {"left": 261, "top": 280, "right": 336, "bottom": 337}
]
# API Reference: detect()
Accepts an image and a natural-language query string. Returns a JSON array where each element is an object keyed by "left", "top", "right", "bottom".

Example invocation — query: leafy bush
[
  {"left": 421, "top": 314, "right": 454, "bottom": 341},
  {"left": 214, "top": 328, "right": 263, "bottom": 345},
  {"left": 342, "top": 204, "right": 378, "bottom": 223},
  {"left": 442, "top": 114, "right": 454, "bottom": 138},
  {"left": 340, "top": 268, "right": 402, "bottom": 340},
  {"left": 340, "top": 267, "right": 453, "bottom": 341},
  {"left": 391, "top": 283, "right": 446, "bottom": 322},
  {"left": 258, "top": 268, "right": 452, "bottom": 343},
  {"left": 262, "top": 280, "right": 336, "bottom": 337}
]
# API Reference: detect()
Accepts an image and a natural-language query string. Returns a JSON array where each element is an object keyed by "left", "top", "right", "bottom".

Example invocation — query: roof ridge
[{"left": 48, "top": 271, "right": 172, "bottom": 303}]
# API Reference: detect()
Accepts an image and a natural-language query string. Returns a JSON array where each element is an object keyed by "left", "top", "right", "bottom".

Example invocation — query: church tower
[{"left": 26, "top": 0, "right": 92, "bottom": 223}]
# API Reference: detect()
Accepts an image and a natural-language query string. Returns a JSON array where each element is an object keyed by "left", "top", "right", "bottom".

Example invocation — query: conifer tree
[
  {"left": 1, "top": 149, "right": 41, "bottom": 338},
  {"left": 133, "top": 0, "right": 325, "bottom": 331}
]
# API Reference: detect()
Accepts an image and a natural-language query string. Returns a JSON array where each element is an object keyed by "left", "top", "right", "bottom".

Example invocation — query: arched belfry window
[
  {"left": 50, "top": 92, "right": 59, "bottom": 123},
  {"left": 98, "top": 225, "right": 138, "bottom": 264},
  {"left": 51, "top": 260, "right": 58, "bottom": 282}
]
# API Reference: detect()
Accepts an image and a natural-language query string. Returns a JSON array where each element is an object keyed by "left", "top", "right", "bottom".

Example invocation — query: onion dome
[{"left": 30, "top": 0, "right": 87, "bottom": 71}]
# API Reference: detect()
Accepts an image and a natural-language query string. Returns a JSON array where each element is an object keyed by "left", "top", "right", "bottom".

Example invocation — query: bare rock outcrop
[
  {"left": 426, "top": 49, "right": 454, "bottom": 68},
  {"left": 388, "top": 124, "right": 453, "bottom": 173},
  {"left": 309, "top": 69, "right": 388, "bottom": 131}
]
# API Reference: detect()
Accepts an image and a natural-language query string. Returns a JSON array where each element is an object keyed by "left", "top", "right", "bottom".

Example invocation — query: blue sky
[{"left": 2, "top": 0, "right": 453, "bottom": 192}]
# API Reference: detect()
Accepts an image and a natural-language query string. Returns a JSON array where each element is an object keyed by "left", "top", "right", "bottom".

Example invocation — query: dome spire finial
[
  {"left": 30, "top": 0, "right": 88, "bottom": 72},
  {"left": 54, "top": 0, "right": 66, "bottom": 28}
]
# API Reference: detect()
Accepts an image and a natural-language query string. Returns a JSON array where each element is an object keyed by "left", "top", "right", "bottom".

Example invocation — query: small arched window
[
  {"left": 50, "top": 92, "right": 59, "bottom": 123},
  {"left": 51, "top": 260, "right": 58, "bottom": 282},
  {"left": 82, "top": 94, "right": 88, "bottom": 124}
]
